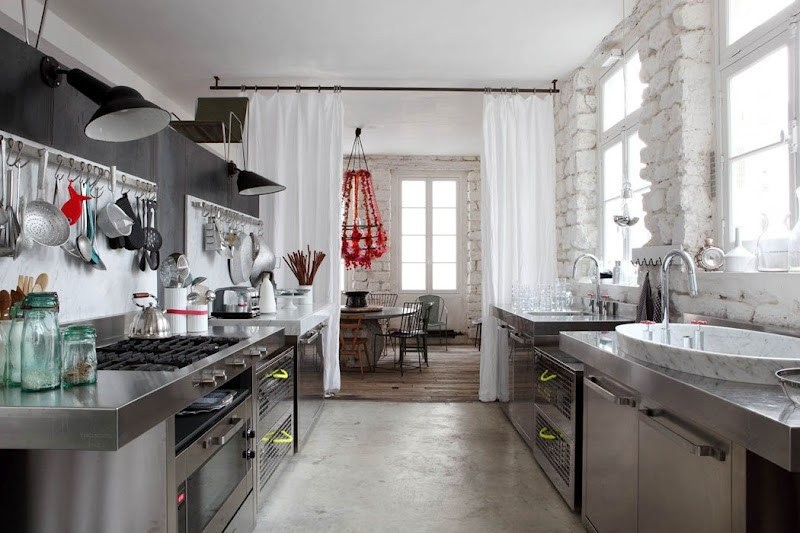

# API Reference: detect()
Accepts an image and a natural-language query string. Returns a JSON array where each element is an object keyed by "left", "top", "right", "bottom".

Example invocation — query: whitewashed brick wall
[
  {"left": 556, "top": 0, "right": 800, "bottom": 330},
  {"left": 344, "top": 155, "right": 482, "bottom": 336}
]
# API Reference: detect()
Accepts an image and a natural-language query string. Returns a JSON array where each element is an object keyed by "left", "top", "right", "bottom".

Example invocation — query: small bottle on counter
[
  {"left": 20, "top": 293, "right": 61, "bottom": 392},
  {"left": 62, "top": 324, "right": 97, "bottom": 388},
  {"left": 612, "top": 261, "right": 622, "bottom": 284}
]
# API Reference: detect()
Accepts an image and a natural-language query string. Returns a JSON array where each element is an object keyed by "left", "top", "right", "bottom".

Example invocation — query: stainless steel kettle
[{"left": 129, "top": 292, "right": 172, "bottom": 339}]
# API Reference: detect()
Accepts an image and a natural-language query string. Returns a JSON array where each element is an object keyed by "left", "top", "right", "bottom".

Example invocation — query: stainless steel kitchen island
[
  {"left": 0, "top": 322, "right": 287, "bottom": 533},
  {"left": 561, "top": 329, "right": 800, "bottom": 532}
]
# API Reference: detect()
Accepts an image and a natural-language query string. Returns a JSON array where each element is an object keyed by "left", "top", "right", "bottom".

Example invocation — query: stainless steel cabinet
[
  {"left": 508, "top": 329, "right": 535, "bottom": 444},
  {"left": 637, "top": 407, "right": 732, "bottom": 533},
  {"left": 497, "top": 321, "right": 511, "bottom": 410},
  {"left": 582, "top": 373, "right": 639, "bottom": 533}
]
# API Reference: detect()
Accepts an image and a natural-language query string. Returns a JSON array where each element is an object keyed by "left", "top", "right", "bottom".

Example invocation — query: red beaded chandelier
[{"left": 341, "top": 128, "right": 388, "bottom": 269}]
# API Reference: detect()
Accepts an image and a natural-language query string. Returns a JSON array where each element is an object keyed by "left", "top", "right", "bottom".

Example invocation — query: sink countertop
[
  {"left": 0, "top": 325, "right": 285, "bottom": 451},
  {"left": 561, "top": 330, "right": 800, "bottom": 472},
  {"left": 492, "top": 304, "right": 635, "bottom": 337},
  {"left": 209, "top": 302, "right": 332, "bottom": 336}
]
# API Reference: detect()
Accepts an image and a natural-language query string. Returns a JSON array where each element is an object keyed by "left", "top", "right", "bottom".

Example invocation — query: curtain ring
[{"left": 296, "top": 84, "right": 301, "bottom": 93}]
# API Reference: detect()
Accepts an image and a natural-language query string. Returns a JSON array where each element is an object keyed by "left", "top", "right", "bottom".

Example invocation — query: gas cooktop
[{"left": 96, "top": 336, "right": 243, "bottom": 371}]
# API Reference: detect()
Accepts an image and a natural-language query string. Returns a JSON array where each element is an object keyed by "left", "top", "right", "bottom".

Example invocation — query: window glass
[
  {"left": 729, "top": 46, "right": 788, "bottom": 157},
  {"left": 624, "top": 54, "right": 646, "bottom": 115},
  {"left": 432, "top": 208, "right": 456, "bottom": 235},
  {"left": 401, "top": 235, "right": 426, "bottom": 263},
  {"left": 603, "top": 198, "right": 623, "bottom": 263},
  {"left": 432, "top": 181, "right": 457, "bottom": 207},
  {"left": 627, "top": 133, "right": 647, "bottom": 191},
  {"left": 402, "top": 180, "right": 425, "bottom": 207},
  {"left": 432, "top": 263, "right": 457, "bottom": 291},
  {"left": 603, "top": 142, "right": 624, "bottom": 200},
  {"left": 730, "top": 144, "right": 791, "bottom": 240},
  {"left": 728, "top": 0, "right": 793, "bottom": 44},
  {"left": 401, "top": 264, "right": 426, "bottom": 291},
  {"left": 401, "top": 208, "right": 426, "bottom": 235},
  {"left": 432, "top": 236, "right": 457, "bottom": 262},
  {"left": 602, "top": 68, "right": 625, "bottom": 131}
]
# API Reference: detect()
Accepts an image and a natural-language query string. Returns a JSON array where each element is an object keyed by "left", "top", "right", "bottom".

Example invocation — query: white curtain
[
  {"left": 247, "top": 92, "right": 343, "bottom": 394},
  {"left": 479, "top": 94, "right": 557, "bottom": 402}
]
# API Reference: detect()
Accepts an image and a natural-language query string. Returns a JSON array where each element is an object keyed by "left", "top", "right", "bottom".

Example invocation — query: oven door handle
[{"left": 203, "top": 416, "right": 245, "bottom": 448}]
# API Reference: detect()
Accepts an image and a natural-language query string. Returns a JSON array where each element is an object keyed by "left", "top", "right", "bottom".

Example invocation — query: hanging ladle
[{"left": 76, "top": 180, "right": 93, "bottom": 262}]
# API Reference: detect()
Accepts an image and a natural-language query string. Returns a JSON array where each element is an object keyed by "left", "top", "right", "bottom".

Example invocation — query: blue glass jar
[
  {"left": 62, "top": 324, "right": 97, "bottom": 387},
  {"left": 20, "top": 293, "right": 61, "bottom": 392},
  {"left": 7, "top": 303, "right": 24, "bottom": 387}
]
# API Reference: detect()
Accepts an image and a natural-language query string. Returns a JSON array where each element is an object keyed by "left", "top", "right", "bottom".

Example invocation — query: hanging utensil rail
[
  {"left": 190, "top": 199, "right": 262, "bottom": 228},
  {"left": 0, "top": 129, "right": 157, "bottom": 195}
]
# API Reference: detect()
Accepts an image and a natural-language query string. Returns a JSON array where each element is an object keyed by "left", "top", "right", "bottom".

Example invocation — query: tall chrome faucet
[
  {"left": 660, "top": 249, "right": 699, "bottom": 343},
  {"left": 572, "top": 253, "right": 601, "bottom": 315}
]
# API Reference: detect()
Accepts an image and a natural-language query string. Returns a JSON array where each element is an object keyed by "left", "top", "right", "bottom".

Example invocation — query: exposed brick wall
[{"left": 344, "top": 155, "right": 482, "bottom": 336}]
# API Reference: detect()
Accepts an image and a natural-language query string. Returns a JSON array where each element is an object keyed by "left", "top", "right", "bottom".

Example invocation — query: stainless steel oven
[{"left": 175, "top": 395, "right": 255, "bottom": 533}]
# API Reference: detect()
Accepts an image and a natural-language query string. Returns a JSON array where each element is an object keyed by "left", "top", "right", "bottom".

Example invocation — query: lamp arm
[{"left": 65, "top": 69, "right": 111, "bottom": 105}]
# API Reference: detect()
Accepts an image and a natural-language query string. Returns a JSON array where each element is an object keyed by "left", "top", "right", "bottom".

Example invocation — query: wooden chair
[{"left": 339, "top": 316, "right": 369, "bottom": 375}]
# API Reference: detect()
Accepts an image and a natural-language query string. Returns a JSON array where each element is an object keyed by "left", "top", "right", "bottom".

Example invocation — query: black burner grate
[{"left": 96, "top": 337, "right": 242, "bottom": 371}]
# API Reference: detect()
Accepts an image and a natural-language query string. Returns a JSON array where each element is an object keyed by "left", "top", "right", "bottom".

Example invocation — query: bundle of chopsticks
[{"left": 283, "top": 246, "right": 326, "bottom": 286}]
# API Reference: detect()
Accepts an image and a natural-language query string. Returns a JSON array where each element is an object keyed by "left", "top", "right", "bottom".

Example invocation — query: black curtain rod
[{"left": 209, "top": 77, "right": 559, "bottom": 94}]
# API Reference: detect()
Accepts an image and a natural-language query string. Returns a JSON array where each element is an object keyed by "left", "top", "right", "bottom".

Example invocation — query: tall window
[
  {"left": 599, "top": 52, "right": 651, "bottom": 267},
  {"left": 719, "top": 0, "right": 800, "bottom": 245},
  {"left": 399, "top": 179, "right": 459, "bottom": 291}
]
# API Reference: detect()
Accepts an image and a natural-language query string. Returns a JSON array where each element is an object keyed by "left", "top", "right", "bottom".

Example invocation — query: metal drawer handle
[
  {"left": 203, "top": 417, "right": 245, "bottom": 448},
  {"left": 226, "top": 358, "right": 247, "bottom": 367},
  {"left": 269, "top": 369, "right": 289, "bottom": 380},
  {"left": 585, "top": 376, "right": 637, "bottom": 407},
  {"left": 538, "top": 427, "right": 558, "bottom": 440},
  {"left": 539, "top": 370, "right": 558, "bottom": 382},
  {"left": 639, "top": 409, "right": 726, "bottom": 462},
  {"left": 299, "top": 332, "right": 320, "bottom": 344},
  {"left": 192, "top": 374, "right": 217, "bottom": 386}
]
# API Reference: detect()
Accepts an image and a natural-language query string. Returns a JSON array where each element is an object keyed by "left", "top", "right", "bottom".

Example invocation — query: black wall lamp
[
  {"left": 40, "top": 56, "right": 171, "bottom": 142},
  {"left": 225, "top": 112, "right": 285, "bottom": 195}
]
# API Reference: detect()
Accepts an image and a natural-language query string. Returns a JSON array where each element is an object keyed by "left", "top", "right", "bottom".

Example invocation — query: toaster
[{"left": 211, "top": 287, "right": 260, "bottom": 318}]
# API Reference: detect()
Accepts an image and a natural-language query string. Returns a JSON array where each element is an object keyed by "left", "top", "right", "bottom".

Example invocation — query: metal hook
[{"left": 53, "top": 155, "right": 65, "bottom": 180}]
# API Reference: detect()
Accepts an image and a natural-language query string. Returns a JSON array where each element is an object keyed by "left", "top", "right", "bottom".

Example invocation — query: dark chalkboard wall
[{"left": 0, "top": 26, "right": 258, "bottom": 260}]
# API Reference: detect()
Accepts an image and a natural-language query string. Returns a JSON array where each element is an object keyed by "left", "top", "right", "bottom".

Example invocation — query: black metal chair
[
  {"left": 416, "top": 294, "right": 448, "bottom": 350},
  {"left": 373, "top": 302, "right": 432, "bottom": 376},
  {"left": 366, "top": 293, "right": 398, "bottom": 307}
]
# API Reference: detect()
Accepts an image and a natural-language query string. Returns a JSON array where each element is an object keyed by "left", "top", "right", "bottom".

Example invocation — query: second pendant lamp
[{"left": 226, "top": 112, "right": 286, "bottom": 195}]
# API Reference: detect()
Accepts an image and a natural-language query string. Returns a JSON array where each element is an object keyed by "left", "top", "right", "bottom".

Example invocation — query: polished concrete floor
[{"left": 256, "top": 401, "right": 583, "bottom": 532}]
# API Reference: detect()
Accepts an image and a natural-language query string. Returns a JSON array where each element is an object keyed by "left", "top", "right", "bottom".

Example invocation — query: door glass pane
[
  {"left": 603, "top": 198, "right": 623, "bottom": 264},
  {"left": 402, "top": 263, "right": 426, "bottom": 291},
  {"left": 728, "top": 46, "right": 788, "bottom": 157},
  {"left": 432, "top": 208, "right": 456, "bottom": 235},
  {"left": 626, "top": 132, "right": 647, "bottom": 191},
  {"left": 432, "top": 263, "right": 457, "bottom": 291},
  {"left": 432, "top": 236, "right": 457, "bottom": 262},
  {"left": 402, "top": 235, "right": 426, "bottom": 262},
  {"left": 432, "top": 181, "right": 457, "bottom": 207},
  {"left": 402, "top": 180, "right": 426, "bottom": 207},
  {"left": 624, "top": 54, "right": 645, "bottom": 115},
  {"left": 728, "top": 0, "right": 793, "bottom": 44},
  {"left": 603, "top": 142, "right": 624, "bottom": 200},
  {"left": 402, "top": 208, "right": 426, "bottom": 235},
  {"left": 602, "top": 68, "right": 625, "bottom": 131},
  {"left": 730, "top": 143, "right": 790, "bottom": 241}
]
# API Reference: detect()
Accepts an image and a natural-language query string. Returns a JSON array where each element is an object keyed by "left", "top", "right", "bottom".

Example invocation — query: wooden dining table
[{"left": 340, "top": 306, "right": 415, "bottom": 367}]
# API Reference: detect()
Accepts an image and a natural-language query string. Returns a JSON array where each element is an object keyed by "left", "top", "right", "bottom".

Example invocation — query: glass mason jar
[
  {"left": 0, "top": 320, "right": 9, "bottom": 387},
  {"left": 7, "top": 303, "right": 24, "bottom": 387},
  {"left": 20, "top": 293, "right": 61, "bottom": 392},
  {"left": 62, "top": 325, "right": 97, "bottom": 387}
]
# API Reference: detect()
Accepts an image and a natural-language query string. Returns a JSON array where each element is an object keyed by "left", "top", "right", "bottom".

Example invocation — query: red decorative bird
[{"left": 61, "top": 182, "right": 91, "bottom": 225}]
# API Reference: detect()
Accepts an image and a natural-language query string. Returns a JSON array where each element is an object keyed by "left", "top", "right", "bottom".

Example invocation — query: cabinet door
[
  {"left": 638, "top": 409, "right": 731, "bottom": 533},
  {"left": 497, "top": 323, "right": 511, "bottom": 405},
  {"left": 509, "top": 330, "right": 535, "bottom": 443},
  {"left": 583, "top": 374, "right": 639, "bottom": 533}
]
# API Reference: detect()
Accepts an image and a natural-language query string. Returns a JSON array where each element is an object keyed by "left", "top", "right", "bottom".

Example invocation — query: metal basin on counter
[{"left": 616, "top": 323, "right": 800, "bottom": 385}]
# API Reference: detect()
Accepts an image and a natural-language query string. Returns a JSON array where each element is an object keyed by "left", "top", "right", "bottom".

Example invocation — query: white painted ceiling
[{"left": 47, "top": 0, "right": 622, "bottom": 154}]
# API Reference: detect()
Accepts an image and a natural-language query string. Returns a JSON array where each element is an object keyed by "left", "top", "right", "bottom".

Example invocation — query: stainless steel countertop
[
  {"left": 493, "top": 304, "right": 635, "bottom": 337},
  {"left": 560, "top": 330, "right": 800, "bottom": 472},
  {"left": 209, "top": 303, "right": 331, "bottom": 336},
  {"left": 0, "top": 325, "right": 285, "bottom": 451}
]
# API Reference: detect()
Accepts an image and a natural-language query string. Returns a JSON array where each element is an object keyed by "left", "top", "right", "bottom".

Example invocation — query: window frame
[
  {"left": 393, "top": 172, "right": 466, "bottom": 294},
  {"left": 597, "top": 46, "right": 649, "bottom": 267},
  {"left": 717, "top": 2, "right": 800, "bottom": 248}
]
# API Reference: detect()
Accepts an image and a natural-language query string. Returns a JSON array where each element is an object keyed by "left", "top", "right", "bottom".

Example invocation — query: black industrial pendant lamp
[
  {"left": 40, "top": 56, "right": 171, "bottom": 142},
  {"left": 225, "top": 112, "right": 285, "bottom": 195}
]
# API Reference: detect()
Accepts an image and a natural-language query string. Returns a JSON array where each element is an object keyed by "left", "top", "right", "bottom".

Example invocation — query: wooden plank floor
[{"left": 334, "top": 344, "right": 480, "bottom": 402}]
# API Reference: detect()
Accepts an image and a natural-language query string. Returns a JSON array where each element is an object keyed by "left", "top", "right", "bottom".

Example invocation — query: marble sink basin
[{"left": 615, "top": 323, "right": 800, "bottom": 385}]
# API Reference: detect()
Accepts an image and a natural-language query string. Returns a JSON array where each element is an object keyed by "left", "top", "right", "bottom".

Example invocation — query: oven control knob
[
  {"left": 243, "top": 449, "right": 256, "bottom": 460},
  {"left": 244, "top": 427, "right": 256, "bottom": 439}
]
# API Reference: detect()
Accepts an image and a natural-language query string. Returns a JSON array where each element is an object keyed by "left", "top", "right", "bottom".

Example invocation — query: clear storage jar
[
  {"left": 0, "top": 320, "right": 9, "bottom": 387},
  {"left": 7, "top": 303, "right": 24, "bottom": 387},
  {"left": 62, "top": 324, "right": 97, "bottom": 387},
  {"left": 20, "top": 293, "right": 61, "bottom": 392}
]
